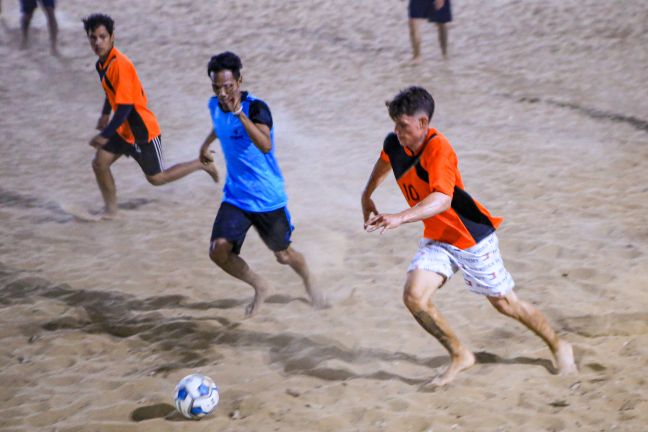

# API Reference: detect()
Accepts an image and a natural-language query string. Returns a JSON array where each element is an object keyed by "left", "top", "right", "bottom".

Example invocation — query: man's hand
[
  {"left": 364, "top": 212, "right": 405, "bottom": 234},
  {"left": 222, "top": 97, "right": 242, "bottom": 115},
  {"left": 361, "top": 194, "right": 379, "bottom": 225},
  {"left": 89, "top": 134, "right": 109, "bottom": 149},
  {"left": 96, "top": 114, "right": 110, "bottom": 131},
  {"left": 200, "top": 143, "right": 215, "bottom": 164}
]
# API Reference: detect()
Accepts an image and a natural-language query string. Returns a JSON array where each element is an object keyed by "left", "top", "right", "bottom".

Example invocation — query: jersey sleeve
[
  {"left": 248, "top": 100, "right": 273, "bottom": 129},
  {"left": 109, "top": 60, "right": 138, "bottom": 106},
  {"left": 380, "top": 133, "right": 397, "bottom": 162},
  {"left": 423, "top": 138, "right": 457, "bottom": 196}
]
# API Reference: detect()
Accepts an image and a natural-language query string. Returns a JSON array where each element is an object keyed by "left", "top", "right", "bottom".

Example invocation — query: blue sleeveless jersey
[{"left": 208, "top": 93, "right": 287, "bottom": 212}]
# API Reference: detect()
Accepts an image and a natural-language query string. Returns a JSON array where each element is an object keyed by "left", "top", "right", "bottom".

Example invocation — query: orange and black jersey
[
  {"left": 380, "top": 128, "right": 503, "bottom": 250},
  {"left": 96, "top": 47, "right": 161, "bottom": 144}
]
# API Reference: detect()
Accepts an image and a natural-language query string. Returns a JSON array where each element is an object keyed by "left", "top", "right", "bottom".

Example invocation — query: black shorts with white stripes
[{"left": 102, "top": 134, "right": 165, "bottom": 176}]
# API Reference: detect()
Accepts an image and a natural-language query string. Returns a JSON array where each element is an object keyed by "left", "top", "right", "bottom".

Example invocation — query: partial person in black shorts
[
  {"left": 102, "top": 134, "right": 165, "bottom": 176},
  {"left": 407, "top": 0, "right": 452, "bottom": 62},
  {"left": 20, "top": 0, "right": 58, "bottom": 55},
  {"left": 84, "top": 14, "right": 219, "bottom": 218},
  {"left": 211, "top": 203, "right": 293, "bottom": 255}
]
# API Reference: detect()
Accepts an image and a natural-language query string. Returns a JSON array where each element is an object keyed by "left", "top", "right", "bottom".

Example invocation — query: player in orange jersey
[
  {"left": 361, "top": 86, "right": 577, "bottom": 386},
  {"left": 83, "top": 14, "right": 218, "bottom": 219}
]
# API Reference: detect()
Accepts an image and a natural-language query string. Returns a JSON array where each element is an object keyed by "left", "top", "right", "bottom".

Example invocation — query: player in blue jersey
[{"left": 199, "top": 51, "right": 326, "bottom": 317}]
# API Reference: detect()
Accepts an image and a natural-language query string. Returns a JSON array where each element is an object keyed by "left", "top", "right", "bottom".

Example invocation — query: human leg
[
  {"left": 487, "top": 291, "right": 577, "bottom": 374},
  {"left": 146, "top": 159, "right": 217, "bottom": 186},
  {"left": 43, "top": 6, "right": 58, "bottom": 55},
  {"left": 251, "top": 206, "right": 325, "bottom": 309},
  {"left": 92, "top": 148, "right": 121, "bottom": 217},
  {"left": 436, "top": 23, "right": 448, "bottom": 58},
  {"left": 403, "top": 269, "right": 475, "bottom": 385},
  {"left": 209, "top": 203, "right": 274, "bottom": 316},
  {"left": 408, "top": 19, "right": 423, "bottom": 62},
  {"left": 210, "top": 238, "right": 273, "bottom": 317},
  {"left": 274, "top": 246, "right": 326, "bottom": 308},
  {"left": 20, "top": 0, "right": 36, "bottom": 49},
  {"left": 133, "top": 136, "right": 218, "bottom": 186}
]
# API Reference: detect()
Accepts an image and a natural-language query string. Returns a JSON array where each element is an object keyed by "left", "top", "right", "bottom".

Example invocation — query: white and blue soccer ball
[{"left": 174, "top": 373, "right": 220, "bottom": 419}]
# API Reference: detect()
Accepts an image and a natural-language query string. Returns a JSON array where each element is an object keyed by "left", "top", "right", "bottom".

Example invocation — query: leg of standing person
[
  {"left": 487, "top": 291, "right": 578, "bottom": 374},
  {"left": 436, "top": 23, "right": 448, "bottom": 59},
  {"left": 92, "top": 148, "right": 121, "bottom": 217},
  {"left": 403, "top": 269, "right": 476, "bottom": 386},
  {"left": 42, "top": 3, "right": 58, "bottom": 56},
  {"left": 408, "top": 18, "right": 423, "bottom": 63},
  {"left": 20, "top": 1, "right": 35, "bottom": 49}
]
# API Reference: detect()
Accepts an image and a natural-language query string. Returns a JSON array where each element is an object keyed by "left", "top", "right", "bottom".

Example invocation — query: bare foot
[
  {"left": 302, "top": 277, "right": 328, "bottom": 310},
  {"left": 100, "top": 211, "right": 118, "bottom": 221},
  {"left": 245, "top": 285, "right": 272, "bottom": 317},
  {"left": 308, "top": 287, "right": 328, "bottom": 310},
  {"left": 430, "top": 348, "right": 475, "bottom": 387},
  {"left": 554, "top": 340, "right": 578, "bottom": 375},
  {"left": 203, "top": 162, "right": 219, "bottom": 184}
]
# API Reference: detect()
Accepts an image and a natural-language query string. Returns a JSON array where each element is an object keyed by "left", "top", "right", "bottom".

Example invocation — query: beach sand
[{"left": 1, "top": 0, "right": 647, "bottom": 430}]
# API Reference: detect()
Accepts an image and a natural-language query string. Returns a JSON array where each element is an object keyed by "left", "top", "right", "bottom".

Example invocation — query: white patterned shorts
[{"left": 407, "top": 233, "right": 514, "bottom": 297}]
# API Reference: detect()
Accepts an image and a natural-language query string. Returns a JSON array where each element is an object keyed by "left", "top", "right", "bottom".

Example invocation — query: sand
[{"left": 1, "top": 0, "right": 647, "bottom": 430}]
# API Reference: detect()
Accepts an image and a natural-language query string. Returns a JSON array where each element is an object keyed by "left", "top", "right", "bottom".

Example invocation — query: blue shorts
[
  {"left": 210, "top": 202, "right": 293, "bottom": 255},
  {"left": 21, "top": 0, "right": 55, "bottom": 14}
]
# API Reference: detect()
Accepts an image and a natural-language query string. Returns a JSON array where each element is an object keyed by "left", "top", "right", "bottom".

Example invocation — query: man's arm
[
  {"left": 89, "top": 104, "right": 133, "bottom": 148},
  {"left": 361, "top": 157, "right": 392, "bottom": 224},
  {"left": 96, "top": 97, "right": 111, "bottom": 130},
  {"left": 365, "top": 191, "right": 451, "bottom": 233},
  {"left": 236, "top": 111, "right": 272, "bottom": 153},
  {"left": 199, "top": 129, "right": 218, "bottom": 164}
]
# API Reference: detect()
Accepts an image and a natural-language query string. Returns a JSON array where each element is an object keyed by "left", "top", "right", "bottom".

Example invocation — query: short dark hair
[
  {"left": 207, "top": 51, "right": 243, "bottom": 80},
  {"left": 386, "top": 86, "right": 435, "bottom": 120},
  {"left": 83, "top": 13, "right": 115, "bottom": 35}
]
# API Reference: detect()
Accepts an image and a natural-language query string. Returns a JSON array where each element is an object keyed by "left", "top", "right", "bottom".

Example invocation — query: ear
[{"left": 419, "top": 114, "right": 429, "bottom": 130}]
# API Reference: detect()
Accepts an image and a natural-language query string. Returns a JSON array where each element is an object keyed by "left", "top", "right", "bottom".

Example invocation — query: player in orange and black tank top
[
  {"left": 361, "top": 86, "right": 577, "bottom": 386},
  {"left": 82, "top": 13, "right": 219, "bottom": 219}
]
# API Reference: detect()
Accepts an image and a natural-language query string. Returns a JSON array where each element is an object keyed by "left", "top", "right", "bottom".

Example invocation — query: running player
[
  {"left": 83, "top": 13, "right": 218, "bottom": 219},
  {"left": 361, "top": 86, "right": 577, "bottom": 385},
  {"left": 199, "top": 51, "right": 326, "bottom": 316}
]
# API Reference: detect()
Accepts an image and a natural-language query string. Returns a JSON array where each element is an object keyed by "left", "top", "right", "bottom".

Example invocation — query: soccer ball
[{"left": 174, "top": 373, "right": 220, "bottom": 419}]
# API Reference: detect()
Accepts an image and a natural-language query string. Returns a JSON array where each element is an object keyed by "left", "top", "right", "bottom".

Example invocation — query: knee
[
  {"left": 92, "top": 157, "right": 107, "bottom": 174},
  {"left": 403, "top": 287, "right": 429, "bottom": 312},
  {"left": 209, "top": 242, "right": 230, "bottom": 267},
  {"left": 273, "top": 249, "right": 288, "bottom": 265},
  {"left": 488, "top": 296, "right": 517, "bottom": 318},
  {"left": 146, "top": 174, "right": 165, "bottom": 186}
]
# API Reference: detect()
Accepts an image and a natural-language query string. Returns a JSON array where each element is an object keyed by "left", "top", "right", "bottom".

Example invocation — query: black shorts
[
  {"left": 21, "top": 0, "right": 55, "bottom": 13},
  {"left": 429, "top": 0, "right": 452, "bottom": 23},
  {"left": 102, "top": 134, "right": 164, "bottom": 176},
  {"left": 210, "top": 202, "right": 294, "bottom": 255},
  {"left": 408, "top": 0, "right": 433, "bottom": 19}
]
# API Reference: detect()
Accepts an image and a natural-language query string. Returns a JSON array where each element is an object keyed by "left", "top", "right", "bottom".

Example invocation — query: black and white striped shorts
[{"left": 103, "top": 134, "right": 166, "bottom": 176}]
